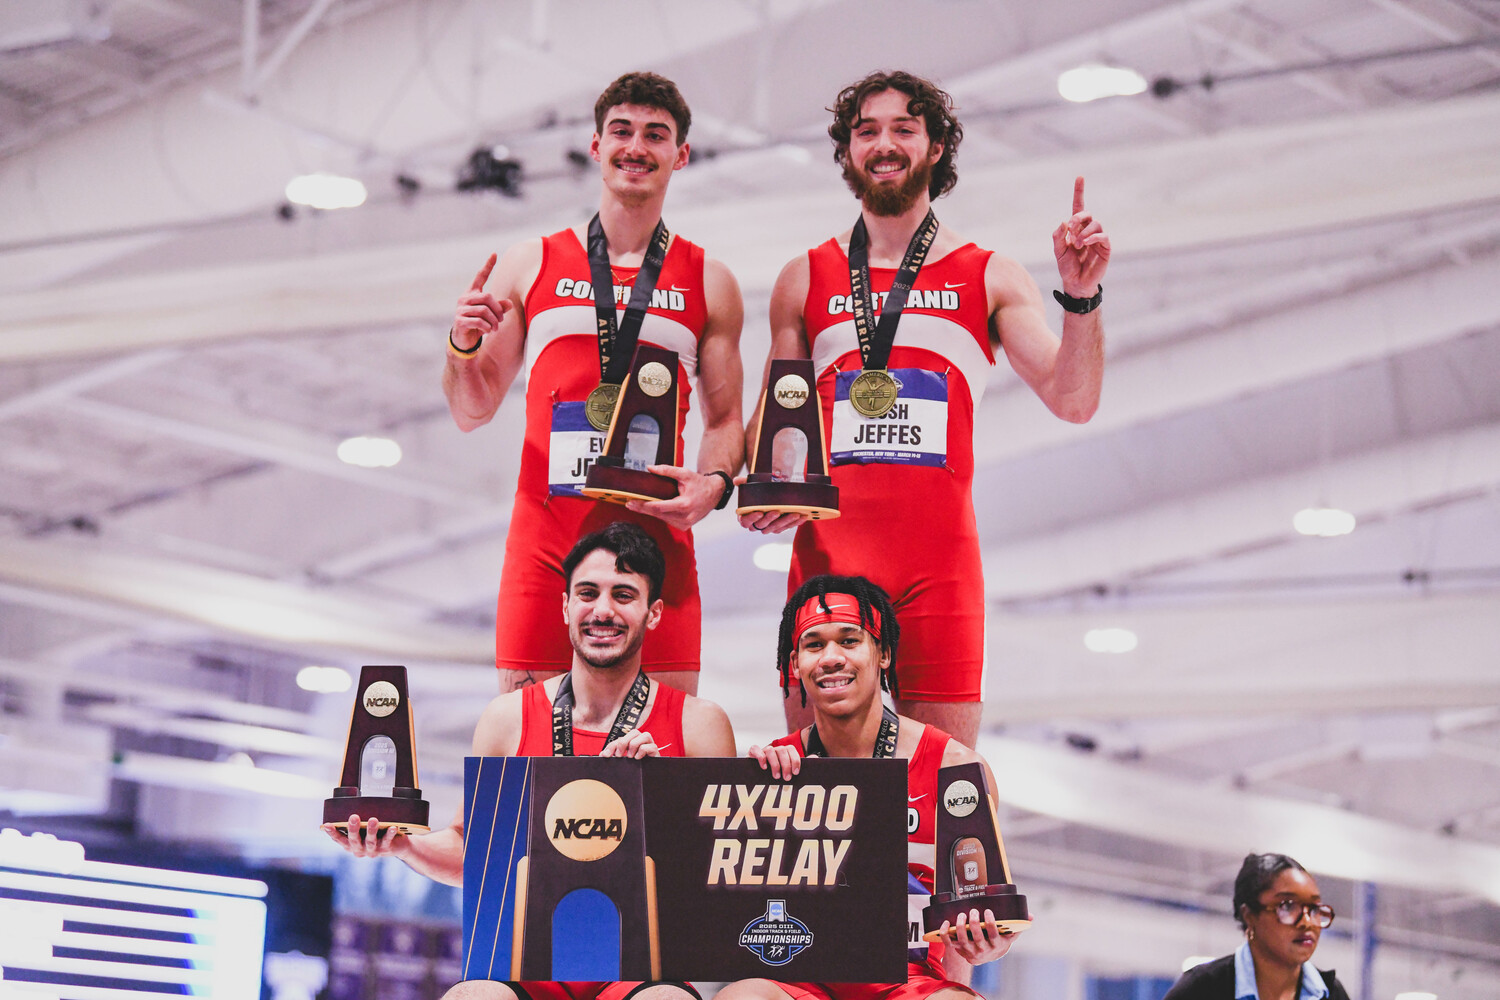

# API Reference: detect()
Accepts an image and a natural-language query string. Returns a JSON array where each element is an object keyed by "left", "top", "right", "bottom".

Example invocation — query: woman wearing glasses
[{"left": 1163, "top": 853, "right": 1350, "bottom": 1000}]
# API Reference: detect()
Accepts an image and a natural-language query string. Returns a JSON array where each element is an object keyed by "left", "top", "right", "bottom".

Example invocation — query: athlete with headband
[
  {"left": 325, "top": 522, "right": 735, "bottom": 1000},
  {"left": 739, "top": 70, "right": 1110, "bottom": 747},
  {"left": 726, "top": 575, "right": 1015, "bottom": 1000},
  {"left": 446, "top": 71, "right": 746, "bottom": 697}
]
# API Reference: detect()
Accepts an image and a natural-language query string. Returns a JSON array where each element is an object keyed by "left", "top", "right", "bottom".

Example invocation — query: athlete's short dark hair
[
  {"left": 1232, "top": 853, "right": 1308, "bottom": 929},
  {"left": 828, "top": 70, "right": 963, "bottom": 200},
  {"left": 594, "top": 71, "right": 691, "bottom": 143},
  {"left": 777, "top": 575, "right": 901, "bottom": 705},
  {"left": 562, "top": 521, "right": 666, "bottom": 604}
]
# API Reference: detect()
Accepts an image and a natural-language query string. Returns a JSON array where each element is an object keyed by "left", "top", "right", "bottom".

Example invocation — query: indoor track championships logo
[{"left": 739, "top": 899, "right": 814, "bottom": 966}]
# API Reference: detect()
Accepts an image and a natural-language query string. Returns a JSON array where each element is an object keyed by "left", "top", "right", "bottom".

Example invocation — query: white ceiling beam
[
  {"left": 978, "top": 733, "right": 1500, "bottom": 903},
  {"left": 5, "top": 90, "right": 1499, "bottom": 362},
  {"left": 0, "top": 535, "right": 492, "bottom": 662},
  {"left": 82, "top": 703, "right": 341, "bottom": 759},
  {"left": 67, "top": 397, "right": 485, "bottom": 507},
  {"left": 1190, "top": 10, "right": 1371, "bottom": 108},
  {"left": 979, "top": 593, "right": 1500, "bottom": 723},
  {"left": 0, "top": 349, "right": 179, "bottom": 422},
  {"left": 973, "top": 247, "right": 1500, "bottom": 468},
  {"left": 1364, "top": 0, "right": 1500, "bottom": 69},
  {"left": 982, "top": 421, "right": 1500, "bottom": 598}
]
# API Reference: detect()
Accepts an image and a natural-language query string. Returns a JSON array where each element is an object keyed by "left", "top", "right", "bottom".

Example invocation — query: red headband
[{"left": 793, "top": 593, "right": 881, "bottom": 642}]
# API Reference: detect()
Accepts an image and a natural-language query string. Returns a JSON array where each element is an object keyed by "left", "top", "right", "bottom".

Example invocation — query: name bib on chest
[
  {"left": 907, "top": 871, "right": 933, "bottom": 962},
  {"left": 832, "top": 368, "right": 948, "bottom": 468},
  {"left": 548, "top": 401, "right": 607, "bottom": 496}
]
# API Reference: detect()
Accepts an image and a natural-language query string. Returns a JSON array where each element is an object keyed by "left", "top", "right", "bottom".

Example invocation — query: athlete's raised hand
[
  {"left": 1052, "top": 177, "right": 1110, "bottom": 297},
  {"left": 451, "top": 254, "right": 510, "bottom": 352}
]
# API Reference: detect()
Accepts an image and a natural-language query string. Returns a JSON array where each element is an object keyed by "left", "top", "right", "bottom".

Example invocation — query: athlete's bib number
[
  {"left": 832, "top": 368, "right": 948, "bottom": 467},
  {"left": 548, "top": 401, "right": 607, "bottom": 497}
]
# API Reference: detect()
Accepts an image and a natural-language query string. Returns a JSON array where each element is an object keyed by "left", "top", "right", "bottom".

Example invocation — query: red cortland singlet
[
  {"left": 768, "top": 723, "right": 977, "bottom": 1000},
  {"left": 790, "top": 238, "right": 996, "bottom": 703},
  {"left": 514, "top": 679, "right": 689, "bottom": 758},
  {"left": 497, "top": 228, "right": 710, "bottom": 674}
]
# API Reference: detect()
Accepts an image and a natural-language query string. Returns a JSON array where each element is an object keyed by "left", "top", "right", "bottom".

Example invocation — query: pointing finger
[
  {"left": 1072, "top": 176, "right": 1086, "bottom": 215},
  {"left": 470, "top": 253, "right": 498, "bottom": 292}
]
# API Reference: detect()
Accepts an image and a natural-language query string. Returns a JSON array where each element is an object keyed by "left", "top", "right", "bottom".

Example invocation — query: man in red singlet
[
  {"left": 722, "top": 575, "right": 1014, "bottom": 1000},
  {"left": 740, "top": 71, "right": 1111, "bottom": 747},
  {"left": 324, "top": 521, "right": 736, "bottom": 1000},
  {"left": 446, "top": 71, "right": 746, "bottom": 697}
]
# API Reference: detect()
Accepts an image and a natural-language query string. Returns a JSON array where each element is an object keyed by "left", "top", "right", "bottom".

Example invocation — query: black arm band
[
  {"left": 709, "top": 470, "right": 736, "bottom": 510},
  {"left": 1053, "top": 285, "right": 1103, "bottom": 314},
  {"left": 448, "top": 328, "right": 482, "bottom": 356}
]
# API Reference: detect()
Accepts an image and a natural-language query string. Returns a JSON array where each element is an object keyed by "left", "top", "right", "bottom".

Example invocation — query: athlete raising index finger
[
  {"left": 444, "top": 71, "right": 746, "bottom": 698},
  {"left": 740, "top": 70, "right": 1109, "bottom": 748}
]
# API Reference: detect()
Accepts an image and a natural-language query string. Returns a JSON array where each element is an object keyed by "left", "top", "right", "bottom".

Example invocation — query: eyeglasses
[{"left": 1252, "top": 900, "right": 1336, "bottom": 928}]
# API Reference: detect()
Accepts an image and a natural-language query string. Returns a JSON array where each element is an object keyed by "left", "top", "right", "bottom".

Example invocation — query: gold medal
[
  {"left": 584, "top": 382, "right": 621, "bottom": 432},
  {"left": 848, "top": 369, "right": 899, "bottom": 418}
]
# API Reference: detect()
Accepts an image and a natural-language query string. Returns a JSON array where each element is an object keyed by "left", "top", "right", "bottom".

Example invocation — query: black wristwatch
[
  {"left": 708, "top": 470, "right": 735, "bottom": 510},
  {"left": 1053, "top": 284, "right": 1103, "bottom": 314}
]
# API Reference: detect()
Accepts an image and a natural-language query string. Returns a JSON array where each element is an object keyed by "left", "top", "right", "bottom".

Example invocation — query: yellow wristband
[{"left": 448, "top": 328, "right": 482, "bottom": 358}]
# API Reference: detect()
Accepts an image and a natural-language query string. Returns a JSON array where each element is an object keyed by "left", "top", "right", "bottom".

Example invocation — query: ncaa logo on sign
[
  {"left": 362, "top": 681, "right": 400, "bottom": 718},
  {"left": 543, "top": 779, "right": 628, "bottom": 861},
  {"left": 943, "top": 779, "right": 980, "bottom": 818}
]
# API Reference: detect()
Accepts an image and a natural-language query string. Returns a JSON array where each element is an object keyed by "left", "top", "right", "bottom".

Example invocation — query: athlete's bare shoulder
[
  {"left": 471, "top": 685, "right": 532, "bottom": 757},
  {"left": 702, "top": 255, "right": 743, "bottom": 308},
  {"left": 940, "top": 734, "right": 984, "bottom": 768},
  {"left": 681, "top": 693, "right": 737, "bottom": 758}
]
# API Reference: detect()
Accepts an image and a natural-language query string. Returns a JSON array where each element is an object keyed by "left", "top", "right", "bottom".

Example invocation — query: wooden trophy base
[
  {"left": 323, "top": 787, "right": 430, "bottom": 833},
  {"left": 736, "top": 476, "right": 840, "bottom": 520},
  {"left": 922, "top": 885, "right": 1031, "bottom": 942},
  {"left": 582, "top": 459, "right": 678, "bottom": 505}
]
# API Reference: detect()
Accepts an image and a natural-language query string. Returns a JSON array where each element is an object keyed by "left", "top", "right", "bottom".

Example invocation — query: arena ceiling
[{"left": 1, "top": 0, "right": 1499, "bottom": 992}]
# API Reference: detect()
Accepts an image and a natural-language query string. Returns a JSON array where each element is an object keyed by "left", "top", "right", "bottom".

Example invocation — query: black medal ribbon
[
  {"left": 551, "top": 668, "right": 652, "bottom": 757},
  {"left": 846, "top": 209, "right": 939, "bottom": 372},
  {"left": 804, "top": 704, "right": 900, "bottom": 759},
  {"left": 586, "top": 213, "right": 672, "bottom": 384}
]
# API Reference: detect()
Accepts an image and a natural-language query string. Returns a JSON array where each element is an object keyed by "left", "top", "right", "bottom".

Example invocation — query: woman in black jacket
[{"left": 1163, "top": 853, "right": 1350, "bottom": 1000}]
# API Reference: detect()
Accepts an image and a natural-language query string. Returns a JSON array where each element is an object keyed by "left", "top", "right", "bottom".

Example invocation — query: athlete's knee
[
  {"left": 628, "top": 986, "right": 699, "bottom": 1000},
  {"left": 711, "top": 979, "right": 786, "bottom": 1000},
  {"left": 440, "top": 981, "right": 521, "bottom": 1000}
]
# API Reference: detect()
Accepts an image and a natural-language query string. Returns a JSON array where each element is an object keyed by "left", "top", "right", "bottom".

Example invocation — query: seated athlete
[
  {"left": 324, "top": 520, "right": 736, "bottom": 1000},
  {"left": 720, "top": 575, "right": 1014, "bottom": 1000}
]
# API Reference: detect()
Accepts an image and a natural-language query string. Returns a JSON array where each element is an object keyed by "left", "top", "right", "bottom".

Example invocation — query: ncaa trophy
[
  {"left": 736, "top": 359, "right": 839, "bottom": 520},
  {"left": 323, "top": 665, "right": 430, "bottom": 833},
  {"left": 583, "top": 344, "right": 682, "bottom": 504},
  {"left": 922, "top": 762, "right": 1029, "bottom": 941}
]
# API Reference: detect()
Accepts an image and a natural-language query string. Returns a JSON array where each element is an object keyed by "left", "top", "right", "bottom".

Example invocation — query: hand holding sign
[{"left": 1051, "top": 177, "right": 1110, "bottom": 298}]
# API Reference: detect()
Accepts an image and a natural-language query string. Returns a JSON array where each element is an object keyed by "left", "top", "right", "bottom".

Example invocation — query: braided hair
[{"left": 777, "top": 574, "right": 901, "bottom": 706}]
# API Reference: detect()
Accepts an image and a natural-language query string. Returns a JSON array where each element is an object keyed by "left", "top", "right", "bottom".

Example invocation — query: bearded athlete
[
  {"left": 447, "top": 71, "right": 746, "bottom": 698},
  {"left": 325, "top": 521, "right": 736, "bottom": 1000},
  {"left": 740, "top": 71, "right": 1109, "bottom": 747}
]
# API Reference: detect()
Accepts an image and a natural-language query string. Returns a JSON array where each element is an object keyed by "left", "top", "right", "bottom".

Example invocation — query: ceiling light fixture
[
  {"left": 1293, "top": 507, "right": 1356, "bottom": 537},
  {"left": 284, "top": 173, "right": 367, "bottom": 210},
  {"left": 753, "top": 542, "right": 793, "bottom": 573},
  {"left": 337, "top": 436, "right": 401, "bottom": 468},
  {"left": 296, "top": 665, "right": 352, "bottom": 694},
  {"left": 1084, "top": 627, "right": 1138, "bottom": 654},
  {"left": 1057, "top": 63, "right": 1148, "bottom": 103}
]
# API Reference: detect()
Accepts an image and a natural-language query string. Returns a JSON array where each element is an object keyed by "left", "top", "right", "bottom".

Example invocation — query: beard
[
  {"left": 569, "top": 617, "right": 647, "bottom": 670},
  {"left": 843, "top": 150, "right": 934, "bottom": 217}
]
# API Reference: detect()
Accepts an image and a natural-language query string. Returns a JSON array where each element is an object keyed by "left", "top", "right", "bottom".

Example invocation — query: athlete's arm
[
  {"left": 443, "top": 240, "right": 541, "bottom": 431},
  {"left": 739, "top": 254, "right": 814, "bottom": 535},
  {"left": 320, "top": 693, "right": 525, "bottom": 886},
  {"left": 681, "top": 695, "right": 738, "bottom": 757},
  {"left": 989, "top": 178, "right": 1107, "bottom": 425},
  {"left": 629, "top": 256, "right": 746, "bottom": 529}
]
